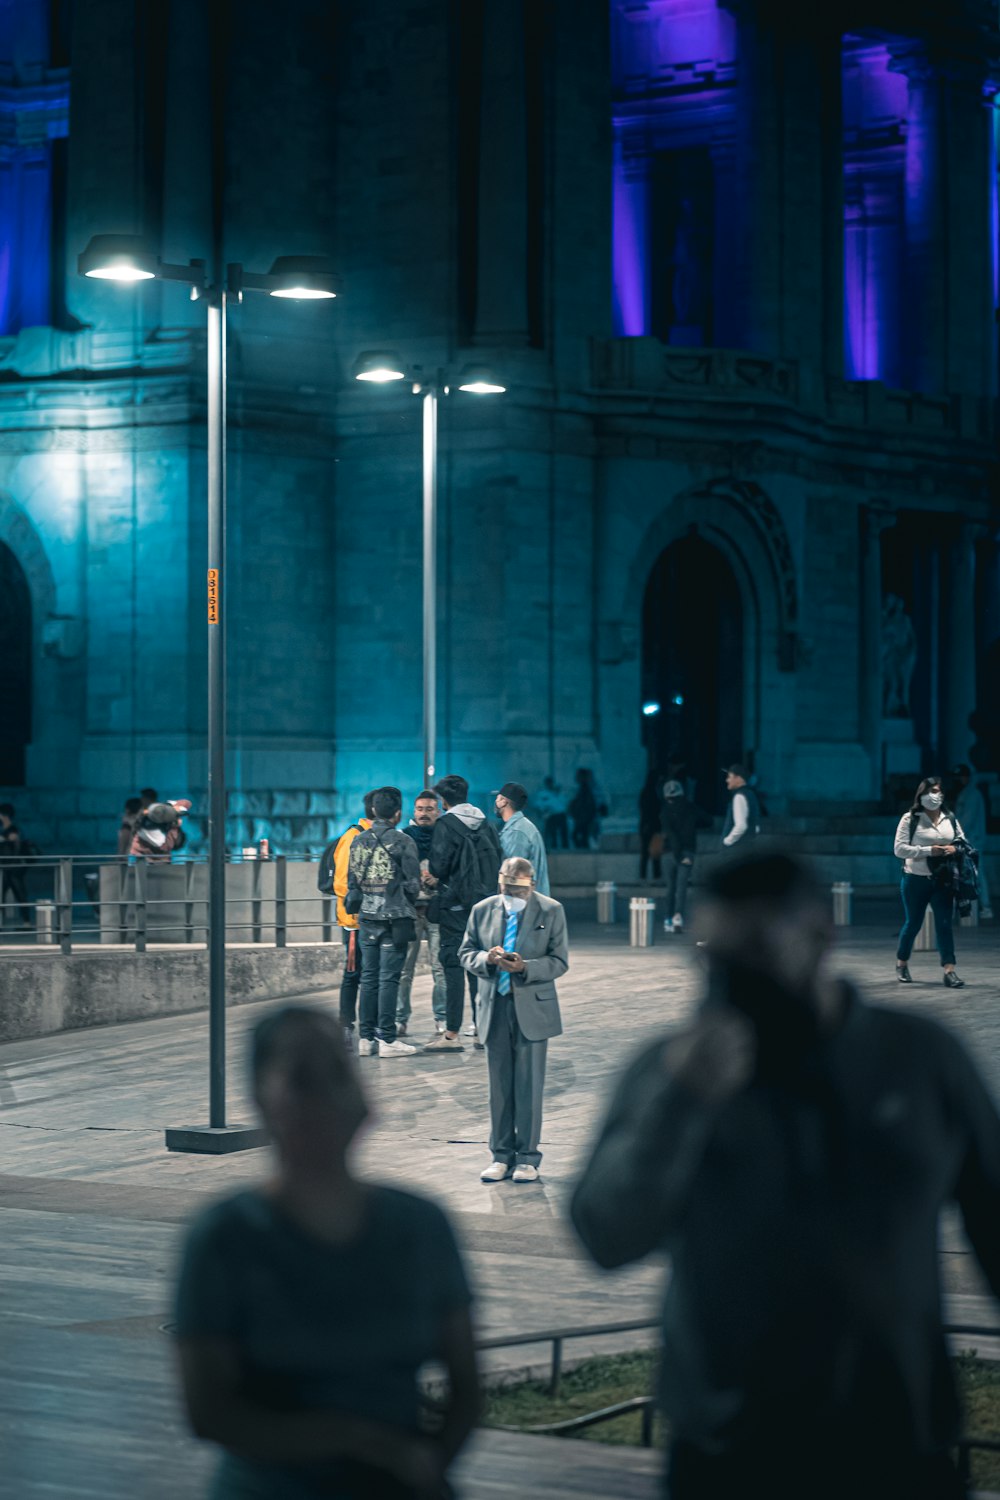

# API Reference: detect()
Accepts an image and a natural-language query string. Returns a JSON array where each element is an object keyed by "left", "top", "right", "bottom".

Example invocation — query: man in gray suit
[{"left": 459, "top": 856, "right": 568, "bottom": 1183}]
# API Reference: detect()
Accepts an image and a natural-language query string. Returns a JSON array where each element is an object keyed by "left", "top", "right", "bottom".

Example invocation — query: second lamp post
[{"left": 353, "top": 353, "right": 505, "bottom": 785}]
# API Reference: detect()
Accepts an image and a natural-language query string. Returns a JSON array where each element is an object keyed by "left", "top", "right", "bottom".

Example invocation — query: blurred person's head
[
  {"left": 413, "top": 790, "right": 440, "bottom": 826},
  {"left": 123, "top": 796, "right": 142, "bottom": 819},
  {"left": 723, "top": 764, "right": 748, "bottom": 791},
  {"left": 362, "top": 789, "right": 378, "bottom": 820},
  {"left": 371, "top": 786, "right": 402, "bottom": 824},
  {"left": 435, "top": 774, "right": 469, "bottom": 809},
  {"left": 140, "top": 787, "right": 158, "bottom": 808},
  {"left": 0, "top": 802, "right": 14, "bottom": 828},
  {"left": 252, "top": 1006, "right": 368, "bottom": 1168},
  {"left": 662, "top": 780, "right": 685, "bottom": 803},
  {"left": 952, "top": 764, "right": 972, "bottom": 790},
  {"left": 695, "top": 852, "right": 833, "bottom": 1011}
]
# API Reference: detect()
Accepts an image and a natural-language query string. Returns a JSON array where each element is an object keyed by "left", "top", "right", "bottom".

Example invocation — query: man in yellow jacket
[{"left": 334, "top": 790, "right": 376, "bottom": 1046}]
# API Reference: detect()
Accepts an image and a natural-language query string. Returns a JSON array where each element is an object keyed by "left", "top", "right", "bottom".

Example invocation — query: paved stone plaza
[{"left": 1, "top": 911, "right": 999, "bottom": 1497}]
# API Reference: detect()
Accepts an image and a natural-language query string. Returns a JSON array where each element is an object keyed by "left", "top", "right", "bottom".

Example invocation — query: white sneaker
[
  {"left": 511, "top": 1164, "right": 540, "bottom": 1183},
  {"left": 672, "top": 914, "right": 684, "bottom": 932},
  {"left": 663, "top": 918, "right": 674, "bottom": 933},
  {"left": 378, "top": 1039, "right": 417, "bottom": 1057},
  {"left": 464, "top": 1022, "right": 478, "bottom": 1036},
  {"left": 982, "top": 907, "right": 994, "bottom": 920},
  {"left": 424, "top": 1033, "right": 464, "bottom": 1051},
  {"left": 480, "top": 1161, "right": 510, "bottom": 1182},
  {"left": 357, "top": 1038, "right": 376, "bottom": 1056}
]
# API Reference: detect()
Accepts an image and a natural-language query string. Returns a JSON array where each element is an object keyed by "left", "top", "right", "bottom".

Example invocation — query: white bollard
[
  {"left": 596, "top": 881, "right": 617, "bottom": 924},
  {"left": 35, "top": 900, "right": 56, "bottom": 945},
  {"left": 914, "top": 905, "right": 936, "bottom": 951},
  {"left": 831, "top": 881, "right": 853, "bottom": 927},
  {"left": 629, "top": 896, "right": 656, "bottom": 947}
]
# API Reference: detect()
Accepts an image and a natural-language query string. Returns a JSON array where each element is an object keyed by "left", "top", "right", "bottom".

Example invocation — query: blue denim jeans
[
  {"left": 358, "top": 919, "right": 406, "bottom": 1042},
  {"left": 897, "top": 874, "right": 956, "bottom": 966},
  {"left": 664, "top": 855, "right": 693, "bottom": 920}
]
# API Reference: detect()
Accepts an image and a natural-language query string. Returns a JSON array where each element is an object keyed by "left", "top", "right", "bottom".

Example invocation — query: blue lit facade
[{"left": 1, "top": 0, "right": 999, "bottom": 854}]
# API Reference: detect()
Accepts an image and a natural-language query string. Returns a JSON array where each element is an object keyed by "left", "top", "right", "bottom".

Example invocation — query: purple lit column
[{"left": 612, "top": 137, "right": 650, "bottom": 337}]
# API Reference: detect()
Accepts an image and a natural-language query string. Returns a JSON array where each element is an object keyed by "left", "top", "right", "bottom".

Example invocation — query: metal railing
[
  {"left": 0, "top": 854, "right": 335, "bottom": 953},
  {"left": 471, "top": 1315, "right": 1000, "bottom": 1458}
]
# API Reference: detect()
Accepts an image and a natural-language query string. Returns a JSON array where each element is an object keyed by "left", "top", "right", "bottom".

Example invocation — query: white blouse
[{"left": 893, "top": 811, "right": 964, "bottom": 878}]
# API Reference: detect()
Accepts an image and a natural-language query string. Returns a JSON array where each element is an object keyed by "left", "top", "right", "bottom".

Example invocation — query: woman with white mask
[{"left": 894, "top": 777, "right": 966, "bottom": 987}]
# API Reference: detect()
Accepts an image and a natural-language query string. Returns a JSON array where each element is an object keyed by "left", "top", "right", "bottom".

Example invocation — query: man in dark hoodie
[
  {"left": 425, "top": 774, "right": 502, "bottom": 1052},
  {"left": 396, "top": 788, "right": 447, "bottom": 1037},
  {"left": 571, "top": 851, "right": 1000, "bottom": 1500}
]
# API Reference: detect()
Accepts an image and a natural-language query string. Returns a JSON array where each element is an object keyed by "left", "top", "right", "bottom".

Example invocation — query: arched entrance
[
  {"left": 0, "top": 543, "right": 32, "bottom": 785},
  {"left": 641, "top": 533, "right": 743, "bottom": 813}
]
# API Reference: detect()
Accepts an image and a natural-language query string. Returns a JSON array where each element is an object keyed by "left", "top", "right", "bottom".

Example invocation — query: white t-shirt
[{"left": 893, "top": 810, "right": 964, "bottom": 878}]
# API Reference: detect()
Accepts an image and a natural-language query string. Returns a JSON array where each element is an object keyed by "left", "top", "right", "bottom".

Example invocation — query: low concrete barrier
[{"left": 0, "top": 943, "right": 346, "bottom": 1043}]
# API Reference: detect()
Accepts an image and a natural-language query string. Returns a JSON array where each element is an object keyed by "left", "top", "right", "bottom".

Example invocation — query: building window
[
  {"left": 611, "top": 0, "right": 736, "bottom": 342},
  {"left": 842, "top": 36, "right": 908, "bottom": 384}
]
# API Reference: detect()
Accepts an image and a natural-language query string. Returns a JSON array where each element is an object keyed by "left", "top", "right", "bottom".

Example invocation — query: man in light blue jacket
[{"left": 495, "top": 782, "right": 550, "bottom": 895}]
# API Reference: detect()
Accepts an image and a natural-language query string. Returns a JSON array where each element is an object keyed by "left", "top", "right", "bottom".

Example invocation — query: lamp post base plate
[{"left": 165, "top": 1124, "right": 269, "bottom": 1155}]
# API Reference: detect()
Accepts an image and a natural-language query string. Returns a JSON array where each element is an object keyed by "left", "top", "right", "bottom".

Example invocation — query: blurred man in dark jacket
[{"left": 571, "top": 851, "right": 1000, "bottom": 1500}]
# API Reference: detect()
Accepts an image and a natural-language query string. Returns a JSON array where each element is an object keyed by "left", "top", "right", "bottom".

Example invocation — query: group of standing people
[{"left": 324, "top": 774, "right": 567, "bottom": 1185}]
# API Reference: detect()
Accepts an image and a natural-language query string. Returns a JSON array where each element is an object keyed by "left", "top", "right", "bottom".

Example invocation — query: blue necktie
[{"left": 497, "top": 909, "right": 519, "bottom": 995}]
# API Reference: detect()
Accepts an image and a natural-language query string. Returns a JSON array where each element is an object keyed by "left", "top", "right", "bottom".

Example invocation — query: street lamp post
[
  {"left": 79, "top": 235, "right": 337, "bottom": 1153},
  {"left": 353, "top": 355, "right": 505, "bottom": 785}
]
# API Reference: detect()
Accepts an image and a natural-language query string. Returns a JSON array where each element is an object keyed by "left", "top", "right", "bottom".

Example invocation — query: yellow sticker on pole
[{"left": 207, "top": 569, "right": 220, "bottom": 623}]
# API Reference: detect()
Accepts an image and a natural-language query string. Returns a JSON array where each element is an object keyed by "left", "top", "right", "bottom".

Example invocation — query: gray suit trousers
[{"left": 486, "top": 996, "right": 548, "bottom": 1168}]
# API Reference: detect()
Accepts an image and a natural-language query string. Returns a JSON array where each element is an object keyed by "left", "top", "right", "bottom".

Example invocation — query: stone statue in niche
[{"left": 881, "top": 594, "right": 917, "bottom": 717}]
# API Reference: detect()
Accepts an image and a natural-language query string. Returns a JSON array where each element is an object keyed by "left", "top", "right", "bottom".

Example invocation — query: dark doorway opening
[
  {"left": 0, "top": 544, "right": 32, "bottom": 785},
  {"left": 641, "top": 534, "right": 744, "bottom": 814}
]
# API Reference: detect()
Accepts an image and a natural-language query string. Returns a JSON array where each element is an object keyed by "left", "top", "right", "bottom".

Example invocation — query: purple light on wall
[
  {"left": 613, "top": 144, "right": 648, "bottom": 336},
  {"left": 992, "top": 109, "right": 999, "bottom": 308}
]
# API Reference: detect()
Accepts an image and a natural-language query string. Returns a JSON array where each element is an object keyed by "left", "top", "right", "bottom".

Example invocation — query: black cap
[
  {"left": 493, "top": 782, "right": 528, "bottom": 810},
  {"left": 723, "top": 763, "right": 748, "bottom": 780},
  {"left": 952, "top": 764, "right": 971, "bottom": 778}
]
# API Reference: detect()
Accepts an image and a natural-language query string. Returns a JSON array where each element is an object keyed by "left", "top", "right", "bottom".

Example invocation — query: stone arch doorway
[
  {"left": 0, "top": 542, "right": 32, "bottom": 784},
  {"left": 642, "top": 533, "right": 744, "bottom": 813}
]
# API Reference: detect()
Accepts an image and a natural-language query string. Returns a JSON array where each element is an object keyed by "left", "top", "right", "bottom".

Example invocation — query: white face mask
[
  {"left": 921, "top": 791, "right": 944, "bottom": 811},
  {"left": 501, "top": 894, "right": 528, "bottom": 913}
]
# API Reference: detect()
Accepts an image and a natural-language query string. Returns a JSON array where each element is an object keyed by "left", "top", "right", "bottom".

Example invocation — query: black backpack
[
  {"left": 450, "top": 822, "right": 499, "bottom": 909},
  {"left": 317, "top": 824, "right": 360, "bottom": 895}
]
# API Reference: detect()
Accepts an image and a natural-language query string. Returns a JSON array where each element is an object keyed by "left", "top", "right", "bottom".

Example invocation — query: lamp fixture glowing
[
  {"left": 353, "top": 350, "right": 407, "bottom": 383},
  {"left": 672, "top": 693, "right": 684, "bottom": 707},
  {"left": 642, "top": 700, "right": 661, "bottom": 717},
  {"left": 457, "top": 363, "right": 505, "bottom": 394},
  {"left": 78, "top": 233, "right": 157, "bottom": 282},
  {"left": 266, "top": 255, "right": 338, "bottom": 300}
]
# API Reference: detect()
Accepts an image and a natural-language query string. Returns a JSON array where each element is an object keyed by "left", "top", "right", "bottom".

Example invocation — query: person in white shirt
[{"left": 894, "top": 777, "right": 965, "bottom": 988}]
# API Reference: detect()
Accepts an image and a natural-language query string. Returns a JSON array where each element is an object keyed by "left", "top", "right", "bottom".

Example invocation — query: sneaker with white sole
[
  {"left": 378, "top": 1038, "right": 417, "bottom": 1058},
  {"left": 982, "top": 907, "right": 994, "bottom": 920},
  {"left": 511, "top": 1164, "right": 540, "bottom": 1183},
  {"left": 463, "top": 1022, "right": 478, "bottom": 1037},
  {"left": 672, "top": 914, "right": 684, "bottom": 932},
  {"left": 663, "top": 918, "right": 674, "bottom": 933},
  {"left": 357, "top": 1038, "right": 376, "bottom": 1057},
  {"left": 424, "top": 1034, "right": 464, "bottom": 1052},
  {"left": 480, "top": 1161, "right": 511, "bottom": 1182}
]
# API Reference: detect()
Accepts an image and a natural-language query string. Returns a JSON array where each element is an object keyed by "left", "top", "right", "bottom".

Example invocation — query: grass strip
[{"left": 481, "top": 1349, "right": 1000, "bottom": 1487}]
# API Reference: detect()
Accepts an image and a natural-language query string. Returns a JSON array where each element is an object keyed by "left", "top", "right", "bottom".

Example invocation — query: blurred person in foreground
[
  {"left": 570, "top": 850, "right": 1000, "bottom": 1500},
  {"left": 175, "top": 1005, "right": 479, "bottom": 1500}
]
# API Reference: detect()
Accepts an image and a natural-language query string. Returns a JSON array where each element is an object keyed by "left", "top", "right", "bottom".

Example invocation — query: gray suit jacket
[{"left": 459, "top": 892, "right": 568, "bottom": 1043}]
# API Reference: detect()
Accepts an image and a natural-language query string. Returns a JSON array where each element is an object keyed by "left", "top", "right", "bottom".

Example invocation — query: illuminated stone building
[{"left": 1, "top": 0, "right": 998, "bottom": 851}]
